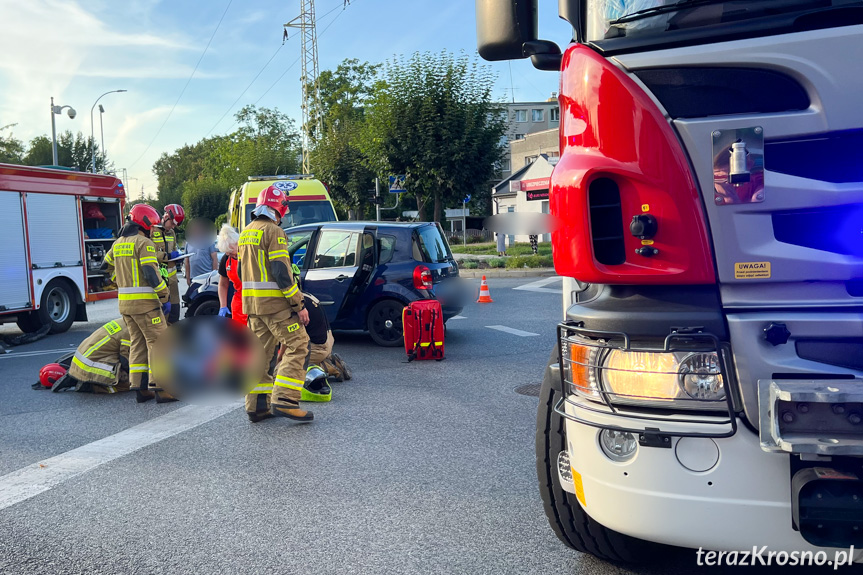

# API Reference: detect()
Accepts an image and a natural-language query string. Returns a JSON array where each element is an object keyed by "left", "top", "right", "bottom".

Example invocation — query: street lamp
[
  {"left": 90, "top": 90, "right": 127, "bottom": 173},
  {"left": 50, "top": 97, "right": 77, "bottom": 166},
  {"left": 98, "top": 104, "right": 105, "bottom": 168}
]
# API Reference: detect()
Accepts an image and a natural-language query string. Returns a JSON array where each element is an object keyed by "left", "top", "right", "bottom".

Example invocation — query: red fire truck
[
  {"left": 478, "top": 0, "right": 863, "bottom": 564},
  {"left": 0, "top": 164, "right": 126, "bottom": 334}
]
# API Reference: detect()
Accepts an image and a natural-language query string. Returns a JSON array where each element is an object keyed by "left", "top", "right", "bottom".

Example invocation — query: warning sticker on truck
[{"left": 734, "top": 261, "right": 771, "bottom": 279}]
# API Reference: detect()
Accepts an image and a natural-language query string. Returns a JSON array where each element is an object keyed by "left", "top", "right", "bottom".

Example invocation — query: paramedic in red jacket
[{"left": 216, "top": 225, "right": 247, "bottom": 326}]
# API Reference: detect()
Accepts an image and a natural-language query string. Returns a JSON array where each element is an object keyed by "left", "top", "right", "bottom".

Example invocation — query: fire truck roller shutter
[{"left": 0, "top": 191, "right": 32, "bottom": 312}]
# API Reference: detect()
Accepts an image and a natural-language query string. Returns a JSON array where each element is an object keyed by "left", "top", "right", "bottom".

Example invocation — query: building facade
[
  {"left": 492, "top": 154, "right": 555, "bottom": 245},
  {"left": 499, "top": 95, "right": 560, "bottom": 180}
]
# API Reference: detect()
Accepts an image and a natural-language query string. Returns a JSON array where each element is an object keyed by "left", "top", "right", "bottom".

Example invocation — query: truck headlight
[{"left": 562, "top": 336, "right": 726, "bottom": 410}]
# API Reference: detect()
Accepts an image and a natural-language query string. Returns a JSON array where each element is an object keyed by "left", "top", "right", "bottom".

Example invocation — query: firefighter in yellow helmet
[
  {"left": 52, "top": 318, "right": 131, "bottom": 394},
  {"left": 238, "top": 184, "right": 313, "bottom": 423},
  {"left": 102, "top": 203, "right": 173, "bottom": 403},
  {"left": 150, "top": 203, "right": 185, "bottom": 324}
]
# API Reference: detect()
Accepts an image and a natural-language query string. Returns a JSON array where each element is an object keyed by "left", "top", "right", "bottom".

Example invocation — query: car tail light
[{"left": 413, "top": 265, "right": 433, "bottom": 290}]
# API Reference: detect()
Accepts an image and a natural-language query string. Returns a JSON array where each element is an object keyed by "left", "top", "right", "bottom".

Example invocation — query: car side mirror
[{"left": 476, "top": 0, "right": 538, "bottom": 61}]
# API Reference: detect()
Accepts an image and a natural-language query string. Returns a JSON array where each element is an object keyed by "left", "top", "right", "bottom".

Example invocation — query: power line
[
  {"left": 218, "top": 1, "right": 351, "bottom": 134},
  {"left": 128, "top": 0, "right": 233, "bottom": 169}
]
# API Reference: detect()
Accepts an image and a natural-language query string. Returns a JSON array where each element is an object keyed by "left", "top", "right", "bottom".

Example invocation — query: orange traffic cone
[{"left": 477, "top": 275, "right": 493, "bottom": 303}]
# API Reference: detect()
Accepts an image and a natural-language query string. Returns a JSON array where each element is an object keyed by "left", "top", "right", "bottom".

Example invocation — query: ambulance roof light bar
[{"left": 247, "top": 174, "right": 315, "bottom": 181}]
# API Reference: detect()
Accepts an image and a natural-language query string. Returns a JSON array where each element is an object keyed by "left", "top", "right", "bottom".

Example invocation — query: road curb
[{"left": 458, "top": 268, "right": 558, "bottom": 279}]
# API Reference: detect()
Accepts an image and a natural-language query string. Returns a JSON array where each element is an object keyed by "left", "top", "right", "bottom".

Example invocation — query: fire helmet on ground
[
  {"left": 39, "top": 363, "right": 67, "bottom": 387},
  {"left": 128, "top": 204, "right": 161, "bottom": 231}
]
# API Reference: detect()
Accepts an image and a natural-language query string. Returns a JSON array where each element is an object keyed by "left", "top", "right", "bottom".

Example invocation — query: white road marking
[
  {"left": 0, "top": 403, "right": 239, "bottom": 511},
  {"left": 0, "top": 347, "right": 76, "bottom": 359},
  {"left": 449, "top": 315, "right": 467, "bottom": 320},
  {"left": 486, "top": 325, "right": 540, "bottom": 337},
  {"left": 513, "top": 277, "right": 562, "bottom": 294}
]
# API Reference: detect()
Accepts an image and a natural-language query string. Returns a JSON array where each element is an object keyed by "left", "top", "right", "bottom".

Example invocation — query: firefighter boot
[
  {"left": 154, "top": 390, "right": 178, "bottom": 403},
  {"left": 270, "top": 400, "right": 314, "bottom": 422},
  {"left": 246, "top": 394, "right": 273, "bottom": 423},
  {"left": 135, "top": 373, "right": 155, "bottom": 403},
  {"left": 50, "top": 374, "right": 78, "bottom": 393}
]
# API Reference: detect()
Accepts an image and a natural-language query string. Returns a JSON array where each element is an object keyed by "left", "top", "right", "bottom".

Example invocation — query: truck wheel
[
  {"left": 367, "top": 299, "right": 404, "bottom": 347},
  {"left": 21, "top": 280, "right": 78, "bottom": 335},
  {"left": 536, "top": 350, "right": 660, "bottom": 563}
]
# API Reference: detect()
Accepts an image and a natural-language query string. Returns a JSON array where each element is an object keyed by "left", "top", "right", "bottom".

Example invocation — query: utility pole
[
  {"left": 285, "top": 0, "right": 321, "bottom": 175},
  {"left": 375, "top": 177, "right": 381, "bottom": 222}
]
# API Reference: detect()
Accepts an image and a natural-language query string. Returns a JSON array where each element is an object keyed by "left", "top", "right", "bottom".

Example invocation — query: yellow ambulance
[{"left": 228, "top": 175, "right": 338, "bottom": 231}]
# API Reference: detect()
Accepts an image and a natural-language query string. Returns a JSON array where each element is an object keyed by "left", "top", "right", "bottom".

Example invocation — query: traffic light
[{"left": 369, "top": 195, "right": 384, "bottom": 205}]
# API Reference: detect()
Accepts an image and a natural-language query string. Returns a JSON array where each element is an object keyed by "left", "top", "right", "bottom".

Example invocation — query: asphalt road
[{"left": 0, "top": 277, "right": 803, "bottom": 575}]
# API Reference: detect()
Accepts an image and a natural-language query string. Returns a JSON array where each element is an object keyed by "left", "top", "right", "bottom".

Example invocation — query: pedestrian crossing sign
[{"left": 389, "top": 175, "right": 406, "bottom": 193}]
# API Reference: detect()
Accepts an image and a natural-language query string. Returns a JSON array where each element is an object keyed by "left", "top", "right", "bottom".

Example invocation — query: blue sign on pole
[
  {"left": 389, "top": 175, "right": 406, "bottom": 193},
  {"left": 463, "top": 194, "right": 471, "bottom": 204}
]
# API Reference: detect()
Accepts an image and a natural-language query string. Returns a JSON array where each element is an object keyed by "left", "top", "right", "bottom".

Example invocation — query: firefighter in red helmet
[
  {"left": 151, "top": 203, "right": 185, "bottom": 325},
  {"left": 102, "top": 203, "right": 171, "bottom": 403},
  {"left": 237, "top": 183, "right": 313, "bottom": 423}
]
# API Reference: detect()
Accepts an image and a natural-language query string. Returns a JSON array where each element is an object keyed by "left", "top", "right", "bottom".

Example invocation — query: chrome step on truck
[{"left": 477, "top": 0, "right": 863, "bottom": 563}]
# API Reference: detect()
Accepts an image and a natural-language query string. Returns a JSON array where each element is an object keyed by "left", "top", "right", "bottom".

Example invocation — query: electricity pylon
[{"left": 284, "top": 0, "right": 322, "bottom": 175}]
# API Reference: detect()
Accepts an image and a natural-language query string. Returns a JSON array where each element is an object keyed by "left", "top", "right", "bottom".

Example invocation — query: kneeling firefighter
[
  {"left": 238, "top": 184, "right": 313, "bottom": 424},
  {"left": 102, "top": 204, "right": 173, "bottom": 404},
  {"left": 301, "top": 292, "right": 333, "bottom": 402},
  {"left": 52, "top": 318, "right": 131, "bottom": 393}
]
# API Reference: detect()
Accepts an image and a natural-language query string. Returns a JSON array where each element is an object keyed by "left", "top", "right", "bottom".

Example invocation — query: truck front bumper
[{"left": 561, "top": 392, "right": 863, "bottom": 555}]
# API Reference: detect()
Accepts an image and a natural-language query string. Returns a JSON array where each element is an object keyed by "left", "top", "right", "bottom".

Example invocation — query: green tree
[
  {"left": 19, "top": 131, "right": 108, "bottom": 171},
  {"left": 363, "top": 51, "right": 506, "bottom": 222},
  {"left": 181, "top": 177, "right": 231, "bottom": 222},
  {"left": 310, "top": 59, "right": 380, "bottom": 219},
  {"left": 0, "top": 124, "right": 25, "bottom": 164},
  {"left": 153, "top": 139, "right": 217, "bottom": 209}
]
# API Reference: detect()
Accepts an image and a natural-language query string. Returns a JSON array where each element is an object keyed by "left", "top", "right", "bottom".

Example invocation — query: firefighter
[
  {"left": 301, "top": 292, "right": 333, "bottom": 402},
  {"left": 52, "top": 318, "right": 131, "bottom": 393},
  {"left": 151, "top": 203, "right": 185, "bottom": 325},
  {"left": 102, "top": 203, "right": 172, "bottom": 404},
  {"left": 238, "top": 184, "right": 313, "bottom": 423}
]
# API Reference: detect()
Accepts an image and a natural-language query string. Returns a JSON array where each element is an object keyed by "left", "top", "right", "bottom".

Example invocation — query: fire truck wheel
[
  {"left": 536, "top": 349, "right": 662, "bottom": 563},
  {"left": 37, "top": 280, "right": 78, "bottom": 334}
]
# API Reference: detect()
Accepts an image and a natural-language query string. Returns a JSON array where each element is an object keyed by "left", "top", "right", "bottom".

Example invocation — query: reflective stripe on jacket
[
  {"left": 238, "top": 218, "right": 303, "bottom": 316},
  {"left": 103, "top": 233, "right": 169, "bottom": 314}
]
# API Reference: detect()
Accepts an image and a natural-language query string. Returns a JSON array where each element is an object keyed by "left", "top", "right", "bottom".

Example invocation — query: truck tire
[
  {"left": 18, "top": 280, "right": 78, "bottom": 335},
  {"left": 536, "top": 348, "right": 662, "bottom": 563}
]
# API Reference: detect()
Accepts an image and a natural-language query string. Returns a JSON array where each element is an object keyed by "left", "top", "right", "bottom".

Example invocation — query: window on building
[
  {"left": 514, "top": 133, "right": 524, "bottom": 141},
  {"left": 550, "top": 107, "right": 560, "bottom": 122},
  {"left": 501, "top": 158, "right": 511, "bottom": 172},
  {"left": 525, "top": 154, "right": 538, "bottom": 166},
  {"left": 515, "top": 109, "right": 527, "bottom": 122},
  {"left": 532, "top": 109, "right": 544, "bottom": 122}
]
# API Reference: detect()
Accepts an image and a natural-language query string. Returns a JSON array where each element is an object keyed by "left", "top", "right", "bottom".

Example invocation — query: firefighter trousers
[
  {"left": 122, "top": 309, "right": 167, "bottom": 391},
  {"left": 306, "top": 331, "right": 334, "bottom": 370},
  {"left": 246, "top": 308, "right": 309, "bottom": 413},
  {"left": 167, "top": 275, "right": 180, "bottom": 324}
]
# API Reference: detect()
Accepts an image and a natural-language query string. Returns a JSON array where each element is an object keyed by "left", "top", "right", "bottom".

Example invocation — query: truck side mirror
[{"left": 476, "top": 0, "right": 538, "bottom": 61}]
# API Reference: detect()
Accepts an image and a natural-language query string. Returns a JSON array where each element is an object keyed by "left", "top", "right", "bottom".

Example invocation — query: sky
[{"left": 0, "top": 0, "right": 573, "bottom": 198}]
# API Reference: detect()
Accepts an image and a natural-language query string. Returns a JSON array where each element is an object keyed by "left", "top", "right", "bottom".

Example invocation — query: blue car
[{"left": 284, "top": 221, "right": 464, "bottom": 346}]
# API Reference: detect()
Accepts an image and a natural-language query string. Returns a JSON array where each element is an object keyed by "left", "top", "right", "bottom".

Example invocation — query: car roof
[{"left": 284, "top": 221, "right": 436, "bottom": 233}]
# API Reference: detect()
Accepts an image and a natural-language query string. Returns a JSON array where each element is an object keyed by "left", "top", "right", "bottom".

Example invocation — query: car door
[{"left": 301, "top": 229, "right": 361, "bottom": 324}]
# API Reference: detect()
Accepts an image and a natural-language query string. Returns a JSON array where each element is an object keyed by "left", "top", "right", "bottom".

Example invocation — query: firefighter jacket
[
  {"left": 104, "top": 230, "right": 169, "bottom": 314},
  {"left": 238, "top": 217, "right": 304, "bottom": 317},
  {"left": 69, "top": 318, "right": 130, "bottom": 385},
  {"left": 151, "top": 225, "right": 178, "bottom": 279}
]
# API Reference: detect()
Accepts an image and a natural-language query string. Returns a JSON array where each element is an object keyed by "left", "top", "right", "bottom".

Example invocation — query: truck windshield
[
  {"left": 586, "top": 0, "right": 860, "bottom": 43},
  {"left": 244, "top": 200, "right": 337, "bottom": 227}
]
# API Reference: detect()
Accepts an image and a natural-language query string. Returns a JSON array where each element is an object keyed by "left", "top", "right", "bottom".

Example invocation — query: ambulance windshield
[{"left": 585, "top": 0, "right": 861, "bottom": 43}]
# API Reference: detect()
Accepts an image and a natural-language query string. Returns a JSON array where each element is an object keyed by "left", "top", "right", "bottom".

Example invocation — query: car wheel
[
  {"left": 29, "top": 280, "right": 78, "bottom": 334},
  {"left": 366, "top": 299, "right": 405, "bottom": 347},
  {"left": 190, "top": 298, "right": 220, "bottom": 317},
  {"left": 536, "top": 347, "right": 663, "bottom": 563}
]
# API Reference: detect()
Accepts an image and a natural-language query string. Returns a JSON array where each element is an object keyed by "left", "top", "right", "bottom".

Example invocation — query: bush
[
  {"left": 506, "top": 242, "right": 553, "bottom": 256},
  {"left": 467, "top": 234, "right": 488, "bottom": 244},
  {"left": 505, "top": 255, "right": 554, "bottom": 269},
  {"left": 488, "top": 258, "right": 506, "bottom": 268},
  {"left": 215, "top": 213, "right": 228, "bottom": 228},
  {"left": 461, "top": 260, "right": 479, "bottom": 269},
  {"left": 451, "top": 242, "right": 497, "bottom": 255}
]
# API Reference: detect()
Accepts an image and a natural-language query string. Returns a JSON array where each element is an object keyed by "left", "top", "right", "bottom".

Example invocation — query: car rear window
[
  {"left": 379, "top": 235, "right": 396, "bottom": 265},
  {"left": 413, "top": 224, "right": 452, "bottom": 264}
]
